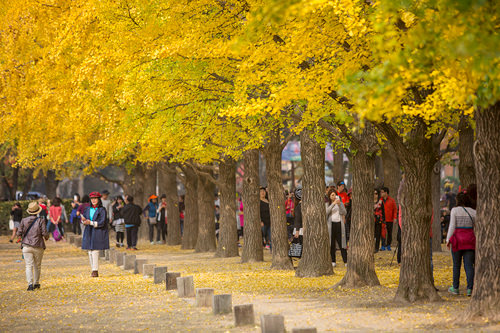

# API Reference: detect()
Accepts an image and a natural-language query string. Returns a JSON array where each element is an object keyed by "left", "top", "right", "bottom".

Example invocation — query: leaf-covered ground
[{"left": 1, "top": 235, "right": 497, "bottom": 332}]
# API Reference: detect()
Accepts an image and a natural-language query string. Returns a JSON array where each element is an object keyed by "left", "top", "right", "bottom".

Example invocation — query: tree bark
[
  {"left": 374, "top": 155, "right": 384, "bottom": 188},
  {"left": 431, "top": 162, "right": 442, "bottom": 252},
  {"left": 296, "top": 129, "right": 332, "bottom": 277},
  {"left": 333, "top": 147, "right": 344, "bottom": 184},
  {"left": 263, "top": 129, "right": 293, "bottom": 270},
  {"left": 465, "top": 102, "right": 500, "bottom": 321},
  {"left": 158, "top": 162, "right": 181, "bottom": 245},
  {"left": 195, "top": 170, "right": 216, "bottom": 252},
  {"left": 182, "top": 165, "right": 199, "bottom": 249},
  {"left": 458, "top": 115, "right": 476, "bottom": 189},
  {"left": 241, "top": 149, "right": 264, "bottom": 263},
  {"left": 44, "top": 170, "right": 59, "bottom": 200},
  {"left": 335, "top": 123, "right": 380, "bottom": 287},
  {"left": 378, "top": 121, "right": 441, "bottom": 303},
  {"left": 215, "top": 158, "right": 239, "bottom": 258},
  {"left": 337, "top": 147, "right": 380, "bottom": 287},
  {"left": 381, "top": 144, "right": 401, "bottom": 247}
]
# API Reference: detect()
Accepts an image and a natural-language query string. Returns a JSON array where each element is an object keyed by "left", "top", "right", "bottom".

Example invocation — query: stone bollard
[
  {"left": 234, "top": 304, "right": 255, "bottom": 326},
  {"left": 74, "top": 236, "right": 82, "bottom": 247},
  {"left": 124, "top": 255, "right": 136, "bottom": 270},
  {"left": 104, "top": 249, "right": 110, "bottom": 261},
  {"left": 99, "top": 250, "right": 106, "bottom": 258},
  {"left": 260, "top": 314, "right": 285, "bottom": 333},
  {"left": 291, "top": 328, "right": 317, "bottom": 333},
  {"left": 134, "top": 259, "right": 148, "bottom": 274},
  {"left": 116, "top": 252, "right": 126, "bottom": 267},
  {"left": 153, "top": 266, "right": 168, "bottom": 284},
  {"left": 109, "top": 249, "right": 117, "bottom": 264},
  {"left": 213, "top": 294, "right": 232, "bottom": 315},
  {"left": 165, "top": 272, "right": 181, "bottom": 290},
  {"left": 195, "top": 288, "right": 214, "bottom": 307},
  {"left": 143, "top": 264, "right": 156, "bottom": 278},
  {"left": 69, "top": 235, "right": 75, "bottom": 244},
  {"left": 176, "top": 276, "right": 195, "bottom": 297}
]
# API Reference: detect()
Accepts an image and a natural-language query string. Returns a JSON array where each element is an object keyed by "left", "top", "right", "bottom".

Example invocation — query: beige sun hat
[{"left": 26, "top": 202, "right": 42, "bottom": 215}]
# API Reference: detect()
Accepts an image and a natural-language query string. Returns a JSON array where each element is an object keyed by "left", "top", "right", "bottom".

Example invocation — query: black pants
[
  {"left": 331, "top": 222, "right": 347, "bottom": 264},
  {"left": 126, "top": 226, "right": 138, "bottom": 248},
  {"left": 148, "top": 222, "right": 157, "bottom": 242},
  {"left": 383, "top": 221, "right": 394, "bottom": 247},
  {"left": 116, "top": 231, "right": 124, "bottom": 244},
  {"left": 156, "top": 222, "right": 166, "bottom": 242},
  {"left": 374, "top": 222, "right": 382, "bottom": 251},
  {"left": 72, "top": 220, "right": 81, "bottom": 235}
]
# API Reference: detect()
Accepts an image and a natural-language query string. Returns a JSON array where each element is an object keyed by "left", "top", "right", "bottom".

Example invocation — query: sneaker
[
  {"left": 150, "top": 241, "right": 155, "bottom": 245},
  {"left": 380, "top": 246, "right": 386, "bottom": 251},
  {"left": 332, "top": 262, "right": 336, "bottom": 267},
  {"left": 387, "top": 245, "right": 392, "bottom": 251},
  {"left": 467, "top": 289, "right": 472, "bottom": 297},
  {"left": 265, "top": 245, "right": 270, "bottom": 249},
  {"left": 27, "top": 284, "right": 34, "bottom": 291},
  {"left": 132, "top": 247, "right": 138, "bottom": 250},
  {"left": 34, "top": 284, "right": 40, "bottom": 290},
  {"left": 116, "top": 243, "right": 120, "bottom": 248},
  {"left": 9, "top": 239, "right": 13, "bottom": 243},
  {"left": 448, "top": 287, "right": 459, "bottom": 295}
]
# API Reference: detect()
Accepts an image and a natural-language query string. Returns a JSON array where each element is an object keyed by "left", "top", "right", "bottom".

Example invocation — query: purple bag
[{"left": 52, "top": 226, "right": 63, "bottom": 242}]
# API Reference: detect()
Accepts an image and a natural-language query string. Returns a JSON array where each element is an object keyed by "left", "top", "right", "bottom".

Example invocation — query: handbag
[
  {"left": 288, "top": 239, "right": 303, "bottom": 258},
  {"left": 9, "top": 219, "right": 14, "bottom": 230},
  {"left": 148, "top": 216, "right": 157, "bottom": 225},
  {"left": 52, "top": 225, "right": 63, "bottom": 242}
]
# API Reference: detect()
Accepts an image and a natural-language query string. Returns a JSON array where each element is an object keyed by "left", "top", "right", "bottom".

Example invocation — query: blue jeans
[
  {"left": 262, "top": 225, "right": 271, "bottom": 247},
  {"left": 451, "top": 249, "right": 475, "bottom": 290}
]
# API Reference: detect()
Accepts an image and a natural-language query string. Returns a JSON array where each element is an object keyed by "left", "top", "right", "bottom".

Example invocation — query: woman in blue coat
[{"left": 81, "top": 191, "right": 109, "bottom": 277}]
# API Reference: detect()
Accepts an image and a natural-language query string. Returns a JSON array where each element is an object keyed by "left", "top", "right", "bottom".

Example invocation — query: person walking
[
  {"left": 446, "top": 192, "right": 476, "bottom": 296},
  {"left": 112, "top": 196, "right": 126, "bottom": 247},
  {"left": 17, "top": 202, "right": 49, "bottom": 291},
  {"left": 9, "top": 202, "right": 23, "bottom": 243},
  {"left": 156, "top": 194, "right": 167, "bottom": 244},
  {"left": 122, "top": 195, "right": 142, "bottom": 250},
  {"left": 81, "top": 192, "right": 110, "bottom": 277},
  {"left": 326, "top": 188, "right": 347, "bottom": 267},
  {"left": 143, "top": 195, "right": 159, "bottom": 245},
  {"left": 380, "top": 187, "right": 397, "bottom": 251}
]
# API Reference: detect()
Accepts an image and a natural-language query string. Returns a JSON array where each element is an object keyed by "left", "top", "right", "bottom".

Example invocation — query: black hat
[{"left": 294, "top": 186, "right": 302, "bottom": 200}]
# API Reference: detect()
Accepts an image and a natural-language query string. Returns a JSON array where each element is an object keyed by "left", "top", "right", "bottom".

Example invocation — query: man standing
[
  {"left": 122, "top": 195, "right": 142, "bottom": 250},
  {"left": 101, "top": 190, "right": 113, "bottom": 223},
  {"left": 380, "top": 186, "right": 397, "bottom": 251}
]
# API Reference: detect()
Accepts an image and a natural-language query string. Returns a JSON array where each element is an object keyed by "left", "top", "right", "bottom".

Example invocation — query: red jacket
[
  {"left": 338, "top": 192, "right": 350, "bottom": 205},
  {"left": 383, "top": 196, "right": 397, "bottom": 223}
]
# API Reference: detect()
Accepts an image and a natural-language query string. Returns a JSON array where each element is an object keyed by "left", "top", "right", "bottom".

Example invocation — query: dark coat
[
  {"left": 122, "top": 203, "right": 142, "bottom": 226},
  {"left": 82, "top": 206, "right": 110, "bottom": 250}
]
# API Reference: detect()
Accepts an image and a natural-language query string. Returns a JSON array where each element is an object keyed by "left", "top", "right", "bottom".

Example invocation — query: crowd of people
[{"left": 11, "top": 181, "right": 477, "bottom": 295}]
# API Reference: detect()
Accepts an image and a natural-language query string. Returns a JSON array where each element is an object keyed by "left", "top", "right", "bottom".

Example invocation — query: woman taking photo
[
  {"left": 326, "top": 188, "right": 347, "bottom": 267},
  {"left": 81, "top": 192, "right": 110, "bottom": 277},
  {"left": 446, "top": 192, "right": 476, "bottom": 296}
]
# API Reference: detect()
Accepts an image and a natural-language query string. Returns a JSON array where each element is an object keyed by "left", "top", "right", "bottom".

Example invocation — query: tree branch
[{"left": 93, "top": 171, "right": 124, "bottom": 186}]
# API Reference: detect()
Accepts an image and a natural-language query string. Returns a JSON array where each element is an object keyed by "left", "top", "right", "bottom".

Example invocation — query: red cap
[{"left": 89, "top": 191, "right": 102, "bottom": 198}]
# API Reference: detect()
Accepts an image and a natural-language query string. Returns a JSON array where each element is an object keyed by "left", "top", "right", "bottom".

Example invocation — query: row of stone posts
[{"left": 67, "top": 234, "right": 316, "bottom": 332}]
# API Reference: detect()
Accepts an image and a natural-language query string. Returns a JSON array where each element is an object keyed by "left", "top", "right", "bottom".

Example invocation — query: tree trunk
[
  {"left": 381, "top": 144, "right": 401, "bottom": 246},
  {"left": 263, "top": 129, "right": 293, "bottom": 270},
  {"left": 182, "top": 165, "right": 199, "bottom": 249},
  {"left": 458, "top": 115, "right": 476, "bottom": 189},
  {"left": 374, "top": 155, "right": 384, "bottom": 188},
  {"left": 195, "top": 170, "right": 216, "bottom": 252},
  {"left": 21, "top": 168, "right": 34, "bottom": 200},
  {"left": 241, "top": 149, "right": 264, "bottom": 263},
  {"left": 296, "top": 129, "right": 332, "bottom": 277},
  {"left": 431, "top": 162, "right": 442, "bottom": 252},
  {"left": 333, "top": 146, "right": 344, "bottom": 184},
  {"left": 337, "top": 148, "right": 380, "bottom": 287},
  {"left": 45, "top": 170, "right": 59, "bottom": 200},
  {"left": 465, "top": 102, "right": 500, "bottom": 321},
  {"left": 215, "top": 158, "right": 239, "bottom": 258},
  {"left": 158, "top": 162, "right": 181, "bottom": 245}
]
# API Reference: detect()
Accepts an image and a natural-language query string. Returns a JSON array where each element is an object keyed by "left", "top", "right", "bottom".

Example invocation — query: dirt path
[{"left": 0, "top": 236, "right": 497, "bottom": 332}]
